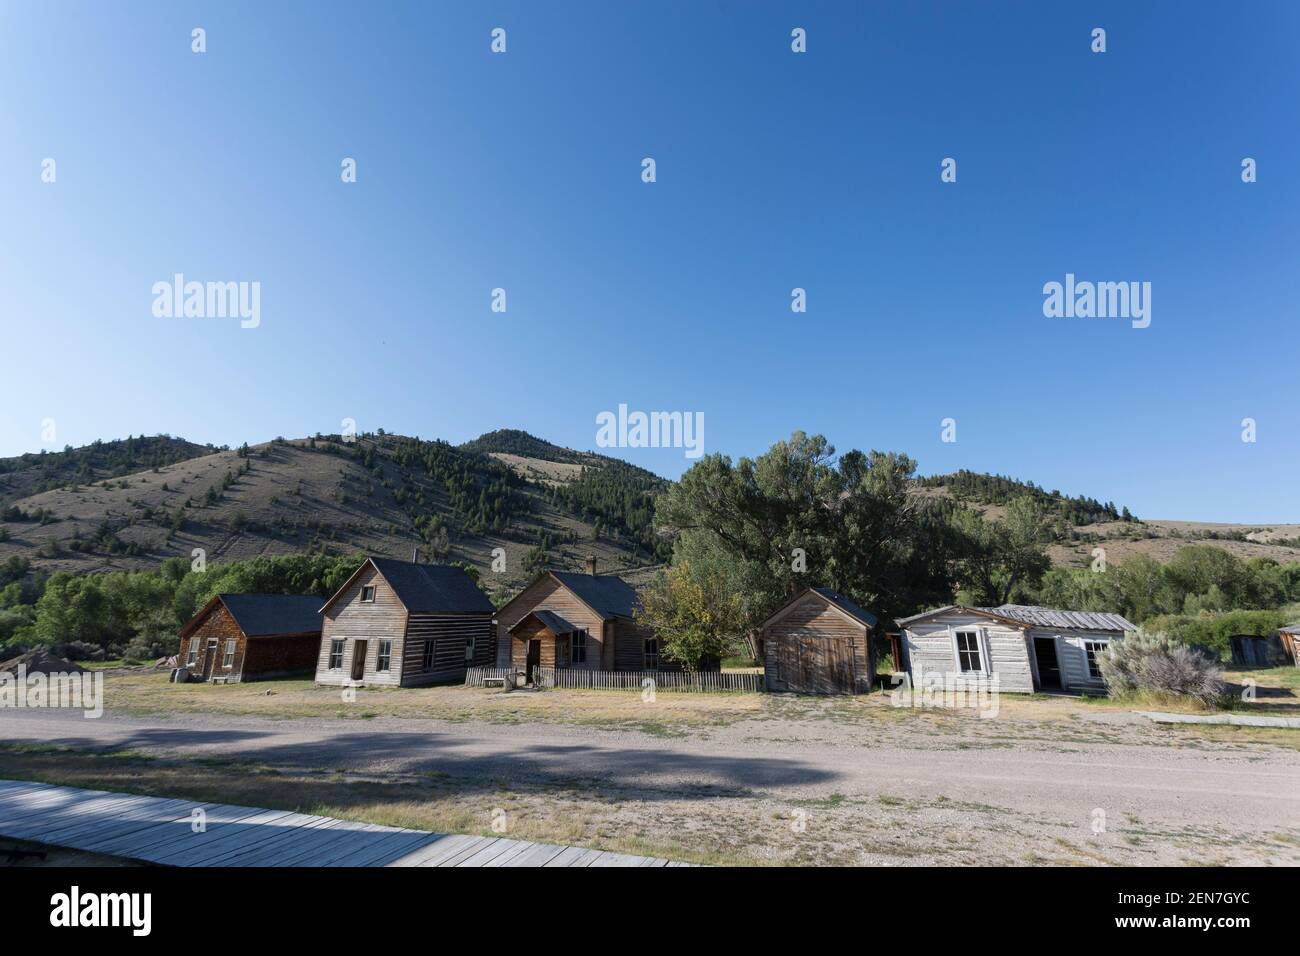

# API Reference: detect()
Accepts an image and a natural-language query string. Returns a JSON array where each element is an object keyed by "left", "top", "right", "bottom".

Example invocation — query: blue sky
[{"left": 1, "top": 2, "right": 1296, "bottom": 521}]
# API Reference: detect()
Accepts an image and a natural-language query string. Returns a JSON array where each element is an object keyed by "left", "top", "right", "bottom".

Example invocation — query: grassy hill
[{"left": 0, "top": 432, "right": 670, "bottom": 601}]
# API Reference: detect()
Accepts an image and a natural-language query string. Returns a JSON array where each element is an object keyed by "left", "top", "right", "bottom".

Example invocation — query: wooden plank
[
  {"left": 454, "top": 837, "right": 526, "bottom": 867},
  {"left": 501, "top": 842, "right": 568, "bottom": 867},
  {"left": 388, "top": 833, "right": 481, "bottom": 868}
]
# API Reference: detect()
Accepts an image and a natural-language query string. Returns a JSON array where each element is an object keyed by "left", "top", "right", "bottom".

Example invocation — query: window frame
[
  {"left": 359, "top": 585, "right": 377, "bottom": 604},
  {"left": 1083, "top": 639, "right": 1108, "bottom": 681},
  {"left": 187, "top": 639, "right": 199, "bottom": 666},
  {"left": 465, "top": 635, "right": 476, "bottom": 662},
  {"left": 422, "top": 639, "right": 435, "bottom": 671},
  {"left": 951, "top": 628, "right": 986, "bottom": 674},
  {"left": 571, "top": 628, "right": 588, "bottom": 665},
  {"left": 223, "top": 638, "right": 236, "bottom": 669},
  {"left": 644, "top": 638, "right": 659, "bottom": 671},
  {"left": 376, "top": 639, "right": 393, "bottom": 672},
  {"left": 328, "top": 638, "right": 345, "bottom": 671}
]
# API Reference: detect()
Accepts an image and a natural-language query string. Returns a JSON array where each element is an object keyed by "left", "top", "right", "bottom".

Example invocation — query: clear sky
[{"left": 1, "top": 2, "right": 1296, "bottom": 521}]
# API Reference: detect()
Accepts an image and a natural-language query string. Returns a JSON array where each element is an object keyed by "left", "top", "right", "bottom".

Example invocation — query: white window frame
[
  {"left": 187, "top": 639, "right": 199, "bottom": 666},
  {"left": 465, "top": 636, "right": 476, "bottom": 662},
  {"left": 1083, "top": 638, "right": 1109, "bottom": 681},
  {"left": 223, "top": 639, "right": 236, "bottom": 668},
  {"left": 328, "top": 638, "right": 345, "bottom": 671},
  {"left": 360, "top": 585, "right": 377, "bottom": 603},
  {"left": 376, "top": 639, "right": 392, "bottom": 672},
  {"left": 950, "top": 627, "right": 988, "bottom": 675}
]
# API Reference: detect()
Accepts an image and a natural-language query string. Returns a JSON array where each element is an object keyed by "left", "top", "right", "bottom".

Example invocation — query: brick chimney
[{"left": 586, "top": 556, "right": 598, "bottom": 576}]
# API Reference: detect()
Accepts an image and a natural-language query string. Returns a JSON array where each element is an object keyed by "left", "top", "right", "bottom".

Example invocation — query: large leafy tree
[{"left": 637, "top": 561, "right": 746, "bottom": 669}]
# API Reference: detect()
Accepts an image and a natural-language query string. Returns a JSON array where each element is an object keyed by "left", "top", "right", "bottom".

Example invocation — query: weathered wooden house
[
  {"left": 493, "top": 559, "right": 663, "bottom": 681},
  {"left": 759, "top": 587, "right": 877, "bottom": 695},
  {"left": 895, "top": 604, "right": 1135, "bottom": 695},
  {"left": 314, "top": 557, "right": 495, "bottom": 687},
  {"left": 179, "top": 594, "right": 323, "bottom": 683},
  {"left": 1228, "top": 633, "right": 1290, "bottom": 668},
  {"left": 1280, "top": 624, "right": 1300, "bottom": 667}
]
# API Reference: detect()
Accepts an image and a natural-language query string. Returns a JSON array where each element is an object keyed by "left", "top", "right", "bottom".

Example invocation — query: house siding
[
  {"left": 401, "top": 613, "right": 495, "bottom": 686},
  {"left": 316, "top": 563, "right": 408, "bottom": 686},
  {"left": 182, "top": 604, "right": 246, "bottom": 681},
  {"left": 902, "top": 611, "right": 1034, "bottom": 694},
  {"left": 762, "top": 596, "right": 873, "bottom": 695}
]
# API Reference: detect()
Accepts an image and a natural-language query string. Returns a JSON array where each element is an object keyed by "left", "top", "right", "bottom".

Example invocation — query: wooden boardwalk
[{"left": 0, "top": 780, "right": 693, "bottom": 867}]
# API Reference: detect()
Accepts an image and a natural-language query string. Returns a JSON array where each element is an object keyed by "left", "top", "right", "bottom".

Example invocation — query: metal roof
[
  {"left": 895, "top": 603, "right": 1135, "bottom": 632},
  {"left": 984, "top": 604, "right": 1136, "bottom": 632}
]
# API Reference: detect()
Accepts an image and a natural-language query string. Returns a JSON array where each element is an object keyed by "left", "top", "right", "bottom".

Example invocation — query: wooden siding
[
  {"left": 181, "top": 604, "right": 245, "bottom": 682},
  {"left": 901, "top": 611, "right": 1034, "bottom": 694},
  {"left": 402, "top": 613, "right": 494, "bottom": 686},
  {"left": 238, "top": 633, "right": 320, "bottom": 681},
  {"left": 316, "top": 563, "right": 408, "bottom": 686},
  {"left": 495, "top": 575, "right": 608, "bottom": 670},
  {"left": 762, "top": 596, "right": 872, "bottom": 695}
]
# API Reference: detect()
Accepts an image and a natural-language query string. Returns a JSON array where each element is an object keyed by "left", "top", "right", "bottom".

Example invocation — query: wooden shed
[
  {"left": 1229, "top": 633, "right": 1290, "bottom": 668},
  {"left": 493, "top": 558, "right": 667, "bottom": 682},
  {"left": 760, "top": 587, "right": 877, "bottom": 695},
  {"left": 179, "top": 594, "right": 323, "bottom": 684},
  {"left": 314, "top": 557, "right": 495, "bottom": 687}
]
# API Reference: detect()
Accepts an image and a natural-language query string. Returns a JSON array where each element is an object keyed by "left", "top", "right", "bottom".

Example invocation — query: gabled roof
[
  {"left": 548, "top": 570, "right": 641, "bottom": 619},
  {"left": 895, "top": 603, "right": 1134, "bottom": 632},
  {"left": 321, "top": 557, "right": 494, "bottom": 616},
  {"left": 760, "top": 586, "right": 877, "bottom": 631},
  {"left": 509, "top": 609, "right": 577, "bottom": 635},
  {"left": 181, "top": 594, "right": 322, "bottom": 639},
  {"left": 1281, "top": 622, "right": 1300, "bottom": 634}
]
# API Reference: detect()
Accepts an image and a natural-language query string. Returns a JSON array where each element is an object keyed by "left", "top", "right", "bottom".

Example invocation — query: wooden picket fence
[{"left": 465, "top": 666, "right": 765, "bottom": 694}]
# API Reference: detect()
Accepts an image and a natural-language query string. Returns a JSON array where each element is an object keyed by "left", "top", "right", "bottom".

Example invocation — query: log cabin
[
  {"left": 895, "top": 604, "right": 1136, "bottom": 695},
  {"left": 493, "top": 558, "right": 666, "bottom": 681},
  {"left": 314, "top": 557, "right": 495, "bottom": 687},
  {"left": 760, "top": 587, "right": 877, "bottom": 695},
  {"left": 178, "top": 594, "right": 323, "bottom": 684}
]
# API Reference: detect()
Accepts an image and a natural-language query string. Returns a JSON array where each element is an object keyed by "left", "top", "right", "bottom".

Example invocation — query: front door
[
  {"left": 351, "top": 640, "right": 368, "bottom": 682},
  {"left": 1033, "top": 637, "right": 1061, "bottom": 690},
  {"left": 201, "top": 639, "right": 218, "bottom": 680},
  {"left": 526, "top": 639, "right": 541, "bottom": 683}
]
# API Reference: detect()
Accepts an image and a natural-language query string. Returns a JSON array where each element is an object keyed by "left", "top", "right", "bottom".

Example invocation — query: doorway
[
  {"left": 201, "top": 639, "right": 218, "bottom": 680},
  {"left": 1033, "top": 637, "right": 1061, "bottom": 690},
  {"left": 526, "top": 639, "right": 541, "bottom": 684},
  {"left": 351, "top": 640, "right": 368, "bottom": 682}
]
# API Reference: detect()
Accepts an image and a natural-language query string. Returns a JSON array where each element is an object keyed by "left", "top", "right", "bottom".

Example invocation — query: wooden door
[
  {"left": 1033, "top": 637, "right": 1061, "bottom": 689},
  {"left": 351, "top": 640, "right": 368, "bottom": 682},
  {"left": 201, "top": 639, "right": 217, "bottom": 680},
  {"left": 526, "top": 639, "right": 541, "bottom": 683}
]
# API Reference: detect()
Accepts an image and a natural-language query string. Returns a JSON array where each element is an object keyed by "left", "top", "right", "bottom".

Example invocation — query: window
[
  {"left": 571, "top": 629, "right": 588, "bottom": 664},
  {"left": 376, "top": 640, "right": 392, "bottom": 672},
  {"left": 223, "top": 639, "right": 236, "bottom": 668},
  {"left": 422, "top": 640, "right": 435, "bottom": 670},
  {"left": 954, "top": 630, "right": 983, "bottom": 673},
  {"left": 644, "top": 638, "right": 659, "bottom": 670},
  {"left": 328, "top": 639, "right": 345, "bottom": 670},
  {"left": 1084, "top": 640, "right": 1108, "bottom": 680},
  {"left": 187, "top": 639, "right": 198, "bottom": 666},
  {"left": 360, "top": 585, "right": 376, "bottom": 603},
  {"left": 465, "top": 636, "right": 476, "bottom": 662}
]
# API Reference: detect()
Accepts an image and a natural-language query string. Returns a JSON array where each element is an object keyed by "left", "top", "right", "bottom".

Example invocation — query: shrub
[{"left": 1099, "top": 628, "right": 1225, "bottom": 707}]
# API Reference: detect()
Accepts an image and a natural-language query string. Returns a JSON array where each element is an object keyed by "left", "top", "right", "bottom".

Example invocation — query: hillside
[{"left": 0, "top": 432, "right": 669, "bottom": 601}]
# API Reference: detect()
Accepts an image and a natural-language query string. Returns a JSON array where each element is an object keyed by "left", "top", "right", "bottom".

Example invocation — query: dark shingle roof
[
  {"left": 509, "top": 609, "right": 577, "bottom": 635},
  {"left": 369, "top": 558, "right": 494, "bottom": 615},
  {"left": 219, "top": 594, "right": 323, "bottom": 637},
  {"left": 811, "top": 588, "right": 877, "bottom": 628},
  {"left": 549, "top": 571, "right": 641, "bottom": 619}
]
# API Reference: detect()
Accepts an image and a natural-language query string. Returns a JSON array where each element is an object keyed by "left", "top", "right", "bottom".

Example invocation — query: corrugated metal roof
[
  {"left": 550, "top": 570, "right": 641, "bottom": 619},
  {"left": 982, "top": 604, "right": 1136, "bottom": 632},
  {"left": 369, "top": 558, "right": 495, "bottom": 615},
  {"left": 218, "top": 594, "right": 323, "bottom": 637},
  {"left": 895, "top": 603, "right": 1135, "bottom": 632}
]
